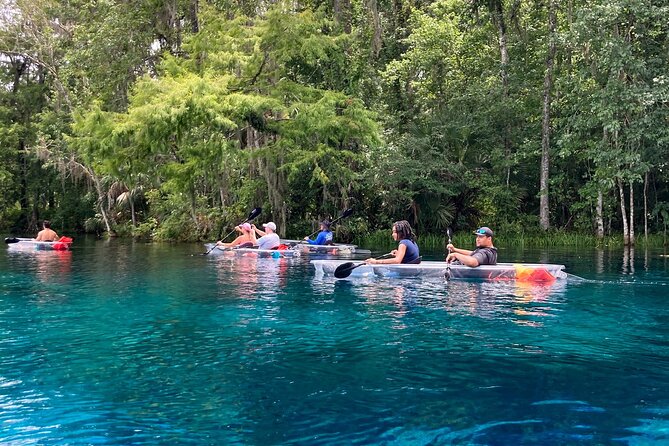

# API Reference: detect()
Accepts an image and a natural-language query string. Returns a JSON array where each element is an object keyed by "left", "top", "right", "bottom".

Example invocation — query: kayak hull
[
  {"left": 6, "top": 238, "right": 72, "bottom": 251},
  {"left": 292, "top": 244, "right": 370, "bottom": 256},
  {"left": 281, "top": 240, "right": 367, "bottom": 255},
  {"left": 311, "top": 260, "right": 567, "bottom": 282},
  {"left": 204, "top": 244, "right": 301, "bottom": 258}
]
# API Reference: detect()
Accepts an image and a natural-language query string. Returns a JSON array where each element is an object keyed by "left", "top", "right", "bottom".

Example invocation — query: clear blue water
[{"left": 1, "top": 237, "right": 669, "bottom": 445}]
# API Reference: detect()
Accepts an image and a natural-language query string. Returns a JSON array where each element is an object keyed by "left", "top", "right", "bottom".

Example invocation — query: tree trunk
[
  {"left": 596, "top": 190, "right": 604, "bottom": 238},
  {"left": 617, "top": 178, "right": 629, "bottom": 245},
  {"left": 190, "top": 0, "right": 199, "bottom": 33},
  {"left": 643, "top": 172, "right": 648, "bottom": 240},
  {"left": 130, "top": 199, "right": 137, "bottom": 227},
  {"left": 491, "top": 0, "right": 512, "bottom": 185},
  {"left": 539, "top": 0, "right": 556, "bottom": 230},
  {"left": 92, "top": 173, "right": 112, "bottom": 234},
  {"left": 366, "top": 0, "right": 382, "bottom": 58},
  {"left": 333, "top": 0, "right": 351, "bottom": 33},
  {"left": 629, "top": 181, "right": 634, "bottom": 246}
]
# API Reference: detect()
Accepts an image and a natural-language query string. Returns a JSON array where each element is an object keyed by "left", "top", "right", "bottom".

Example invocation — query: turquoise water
[{"left": 1, "top": 238, "right": 668, "bottom": 445}]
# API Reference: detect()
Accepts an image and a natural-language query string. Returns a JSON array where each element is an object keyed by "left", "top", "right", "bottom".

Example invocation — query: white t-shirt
[{"left": 257, "top": 233, "right": 280, "bottom": 250}]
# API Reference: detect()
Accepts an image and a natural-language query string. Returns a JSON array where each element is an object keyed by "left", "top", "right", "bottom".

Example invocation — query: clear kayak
[
  {"left": 289, "top": 242, "right": 370, "bottom": 256},
  {"left": 312, "top": 260, "right": 567, "bottom": 282},
  {"left": 5, "top": 237, "right": 73, "bottom": 251},
  {"left": 204, "top": 243, "right": 301, "bottom": 258}
]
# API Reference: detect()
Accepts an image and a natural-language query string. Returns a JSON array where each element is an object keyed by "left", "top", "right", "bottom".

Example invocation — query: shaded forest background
[{"left": 0, "top": 0, "right": 668, "bottom": 244}]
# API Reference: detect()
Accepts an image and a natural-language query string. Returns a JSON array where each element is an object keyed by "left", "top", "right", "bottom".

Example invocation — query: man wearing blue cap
[{"left": 446, "top": 227, "right": 497, "bottom": 266}]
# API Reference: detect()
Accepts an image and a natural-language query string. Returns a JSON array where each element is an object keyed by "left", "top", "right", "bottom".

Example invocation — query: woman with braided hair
[{"left": 365, "top": 220, "right": 420, "bottom": 265}]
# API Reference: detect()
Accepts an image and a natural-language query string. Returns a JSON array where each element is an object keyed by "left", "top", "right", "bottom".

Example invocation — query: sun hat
[
  {"left": 473, "top": 227, "right": 494, "bottom": 237},
  {"left": 263, "top": 222, "right": 277, "bottom": 231},
  {"left": 240, "top": 223, "right": 252, "bottom": 231}
]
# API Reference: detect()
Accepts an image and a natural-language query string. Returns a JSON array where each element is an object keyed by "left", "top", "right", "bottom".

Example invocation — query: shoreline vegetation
[
  {"left": 357, "top": 231, "right": 669, "bottom": 251},
  {"left": 2, "top": 1, "right": 668, "bottom": 246}
]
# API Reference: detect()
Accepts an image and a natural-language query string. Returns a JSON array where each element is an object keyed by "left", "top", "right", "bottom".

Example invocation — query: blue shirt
[
  {"left": 307, "top": 231, "right": 333, "bottom": 245},
  {"left": 400, "top": 239, "right": 420, "bottom": 264}
]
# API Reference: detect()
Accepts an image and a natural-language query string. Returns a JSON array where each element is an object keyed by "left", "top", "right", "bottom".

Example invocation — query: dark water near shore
[{"left": 1, "top": 237, "right": 668, "bottom": 444}]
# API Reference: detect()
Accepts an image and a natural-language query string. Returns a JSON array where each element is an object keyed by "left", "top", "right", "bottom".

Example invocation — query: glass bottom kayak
[
  {"left": 204, "top": 244, "right": 301, "bottom": 258},
  {"left": 311, "top": 260, "right": 567, "bottom": 282},
  {"left": 5, "top": 237, "right": 72, "bottom": 251},
  {"left": 290, "top": 243, "right": 370, "bottom": 256}
]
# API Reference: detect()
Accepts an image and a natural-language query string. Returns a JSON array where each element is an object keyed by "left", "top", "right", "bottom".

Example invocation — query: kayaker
[
  {"left": 216, "top": 222, "right": 256, "bottom": 248},
  {"left": 304, "top": 220, "right": 334, "bottom": 245},
  {"left": 35, "top": 220, "right": 59, "bottom": 242},
  {"left": 365, "top": 220, "right": 420, "bottom": 265},
  {"left": 252, "top": 221, "right": 281, "bottom": 249},
  {"left": 446, "top": 226, "right": 497, "bottom": 266}
]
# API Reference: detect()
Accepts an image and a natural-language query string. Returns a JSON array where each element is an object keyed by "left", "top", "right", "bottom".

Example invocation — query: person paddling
[
  {"left": 365, "top": 220, "right": 420, "bottom": 265},
  {"left": 216, "top": 223, "right": 256, "bottom": 248},
  {"left": 252, "top": 221, "right": 281, "bottom": 250},
  {"left": 446, "top": 226, "right": 497, "bottom": 266},
  {"left": 35, "top": 220, "right": 59, "bottom": 242},
  {"left": 304, "top": 220, "right": 334, "bottom": 245}
]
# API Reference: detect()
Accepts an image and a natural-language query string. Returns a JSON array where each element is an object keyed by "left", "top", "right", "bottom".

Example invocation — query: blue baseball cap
[{"left": 473, "top": 227, "right": 494, "bottom": 237}]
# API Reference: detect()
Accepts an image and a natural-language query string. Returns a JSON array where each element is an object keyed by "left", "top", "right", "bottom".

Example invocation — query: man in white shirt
[{"left": 252, "top": 221, "right": 280, "bottom": 249}]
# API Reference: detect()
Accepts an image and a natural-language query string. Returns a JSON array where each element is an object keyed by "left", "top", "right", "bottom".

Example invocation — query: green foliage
[{"left": 3, "top": 0, "right": 669, "bottom": 244}]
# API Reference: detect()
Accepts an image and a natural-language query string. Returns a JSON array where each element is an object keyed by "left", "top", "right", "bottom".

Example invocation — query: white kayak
[
  {"left": 204, "top": 243, "right": 301, "bottom": 258},
  {"left": 5, "top": 237, "right": 73, "bottom": 251},
  {"left": 312, "top": 260, "right": 567, "bottom": 282}
]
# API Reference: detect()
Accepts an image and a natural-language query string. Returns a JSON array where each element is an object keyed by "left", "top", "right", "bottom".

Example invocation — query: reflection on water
[
  {"left": 212, "top": 254, "right": 294, "bottom": 300},
  {"left": 313, "top": 275, "right": 567, "bottom": 328},
  {"left": 1, "top": 239, "right": 669, "bottom": 444},
  {"left": 7, "top": 250, "right": 72, "bottom": 283}
]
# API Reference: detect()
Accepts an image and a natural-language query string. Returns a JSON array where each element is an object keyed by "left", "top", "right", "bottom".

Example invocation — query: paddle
[
  {"left": 4, "top": 237, "right": 20, "bottom": 244},
  {"left": 302, "top": 208, "right": 354, "bottom": 241},
  {"left": 202, "top": 207, "right": 262, "bottom": 255},
  {"left": 445, "top": 227, "right": 453, "bottom": 280},
  {"left": 333, "top": 252, "right": 394, "bottom": 279}
]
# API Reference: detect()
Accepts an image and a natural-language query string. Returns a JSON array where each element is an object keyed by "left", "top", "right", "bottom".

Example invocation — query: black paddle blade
[
  {"left": 247, "top": 207, "right": 262, "bottom": 221},
  {"left": 4, "top": 237, "right": 20, "bottom": 244},
  {"left": 340, "top": 208, "right": 354, "bottom": 219},
  {"left": 334, "top": 262, "right": 359, "bottom": 279}
]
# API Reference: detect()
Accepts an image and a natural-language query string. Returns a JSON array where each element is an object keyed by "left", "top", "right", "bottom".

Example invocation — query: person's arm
[
  {"left": 367, "top": 243, "right": 407, "bottom": 265},
  {"left": 255, "top": 234, "right": 266, "bottom": 247},
  {"left": 303, "top": 234, "right": 315, "bottom": 244},
  {"left": 446, "top": 244, "right": 473, "bottom": 256},
  {"left": 312, "top": 232, "right": 327, "bottom": 245},
  {"left": 252, "top": 224, "right": 266, "bottom": 237},
  {"left": 446, "top": 251, "right": 480, "bottom": 267},
  {"left": 226, "top": 235, "right": 246, "bottom": 247}
]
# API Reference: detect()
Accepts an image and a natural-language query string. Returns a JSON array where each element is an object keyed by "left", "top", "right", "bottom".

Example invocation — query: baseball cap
[
  {"left": 320, "top": 220, "right": 331, "bottom": 228},
  {"left": 473, "top": 227, "right": 494, "bottom": 237},
  {"left": 263, "top": 222, "right": 277, "bottom": 231},
  {"left": 239, "top": 223, "right": 252, "bottom": 231}
]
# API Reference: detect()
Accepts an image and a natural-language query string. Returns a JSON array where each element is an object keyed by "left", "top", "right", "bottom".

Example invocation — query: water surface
[{"left": 1, "top": 238, "right": 668, "bottom": 444}]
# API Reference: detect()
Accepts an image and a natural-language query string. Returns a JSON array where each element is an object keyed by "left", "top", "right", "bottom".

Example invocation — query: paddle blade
[
  {"left": 446, "top": 227, "right": 452, "bottom": 244},
  {"left": 340, "top": 208, "right": 354, "bottom": 219},
  {"left": 246, "top": 207, "right": 262, "bottom": 222},
  {"left": 334, "top": 262, "right": 358, "bottom": 279},
  {"left": 4, "top": 237, "right": 20, "bottom": 244}
]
